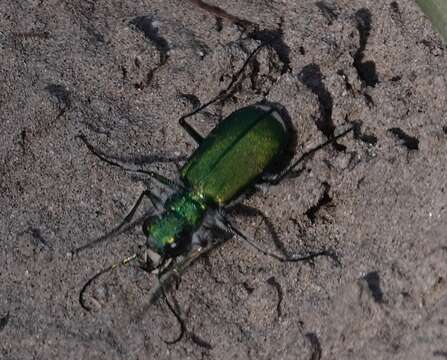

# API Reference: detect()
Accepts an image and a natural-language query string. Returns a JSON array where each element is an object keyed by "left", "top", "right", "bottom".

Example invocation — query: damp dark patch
[
  {"left": 266, "top": 276, "right": 283, "bottom": 319},
  {"left": 133, "top": 69, "right": 156, "bottom": 90},
  {"left": 191, "top": 333, "right": 213, "bottom": 349},
  {"left": 248, "top": 28, "right": 291, "bottom": 74},
  {"left": 363, "top": 93, "right": 374, "bottom": 107},
  {"left": 420, "top": 39, "right": 435, "bottom": 50},
  {"left": 419, "top": 39, "right": 444, "bottom": 56},
  {"left": 299, "top": 46, "right": 306, "bottom": 55},
  {"left": 352, "top": 121, "right": 378, "bottom": 146},
  {"left": 80, "top": 120, "right": 111, "bottom": 137},
  {"left": 390, "top": 1, "right": 403, "bottom": 25},
  {"left": 305, "top": 182, "right": 332, "bottom": 224},
  {"left": 305, "top": 332, "right": 322, "bottom": 360},
  {"left": 120, "top": 65, "right": 128, "bottom": 81},
  {"left": 353, "top": 9, "right": 379, "bottom": 87},
  {"left": 21, "top": 129, "right": 27, "bottom": 143},
  {"left": 178, "top": 93, "right": 202, "bottom": 109},
  {"left": 442, "top": 126, "right": 447, "bottom": 134},
  {"left": 129, "top": 16, "right": 170, "bottom": 66},
  {"left": 45, "top": 84, "right": 71, "bottom": 118},
  {"left": 242, "top": 281, "right": 254, "bottom": 294},
  {"left": 64, "top": 2, "right": 104, "bottom": 45},
  {"left": 146, "top": 69, "right": 156, "bottom": 87},
  {"left": 19, "top": 128, "right": 28, "bottom": 155},
  {"left": 194, "top": 40, "right": 210, "bottom": 60},
  {"left": 13, "top": 31, "right": 50, "bottom": 40},
  {"left": 390, "top": 1, "right": 400, "bottom": 14},
  {"left": 388, "top": 128, "right": 419, "bottom": 150},
  {"left": 363, "top": 271, "right": 384, "bottom": 303},
  {"left": 434, "top": 351, "right": 447, "bottom": 358},
  {"left": 337, "top": 70, "right": 354, "bottom": 94},
  {"left": 0, "top": 312, "right": 9, "bottom": 332},
  {"left": 249, "top": 57, "right": 261, "bottom": 93},
  {"left": 316, "top": 1, "right": 339, "bottom": 25},
  {"left": 186, "top": 1, "right": 290, "bottom": 73},
  {"left": 390, "top": 75, "right": 402, "bottom": 82},
  {"left": 28, "top": 227, "right": 50, "bottom": 248},
  {"left": 299, "top": 64, "right": 346, "bottom": 151},
  {"left": 187, "top": 0, "right": 254, "bottom": 28},
  {"left": 18, "top": 227, "right": 51, "bottom": 251},
  {"left": 215, "top": 17, "right": 223, "bottom": 32},
  {"left": 85, "top": 26, "right": 104, "bottom": 43}
]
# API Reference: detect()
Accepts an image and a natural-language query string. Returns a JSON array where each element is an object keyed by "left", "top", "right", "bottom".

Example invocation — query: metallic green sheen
[
  {"left": 181, "top": 105, "right": 286, "bottom": 204},
  {"left": 148, "top": 192, "right": 207, "bottom": 253},
  {"left": 145, "top": 105, "right": 287, "bottom": 256}
]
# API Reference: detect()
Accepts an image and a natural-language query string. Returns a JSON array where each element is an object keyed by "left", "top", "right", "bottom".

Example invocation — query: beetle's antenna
[
  {"left": 157, "top": 270, "right": 186, "bottom": 344},
  {"left": 79, "top": 254, "right": 138, "bottom": 311},
  {"left": 80, "top": 254, "right": 185, "bottom": 342},
  {"left": 222, "top": 216, "right": 340, "bottom": 265},
  {"left": 132, "top": 257, "right": 186, "bottom": 344}
]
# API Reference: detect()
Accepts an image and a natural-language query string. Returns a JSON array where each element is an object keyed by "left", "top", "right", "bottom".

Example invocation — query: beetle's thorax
[
  {"left": 165, "top": 190, "right": 209, "bottom": 225},
  {"left": 145, "top": 190, "right": 209, "bottom": 256}
]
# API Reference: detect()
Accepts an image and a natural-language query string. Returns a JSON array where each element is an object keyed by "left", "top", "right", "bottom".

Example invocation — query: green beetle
[
  {"left": 144, "top": 104, "right": 287, "bottom": 258},
  {"left": 74, "top": 43, "right": 352, "bottom": 342}
]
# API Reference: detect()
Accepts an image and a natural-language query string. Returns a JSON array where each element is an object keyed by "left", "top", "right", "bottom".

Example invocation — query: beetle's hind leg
[
  {"left": 263, "top": 126, "right": 354, "bottom": 185},
  {"left": 227, "top": 203, "right": 293, "bottom": 258},
  {"left": 217, "top": 210, "right": 340, "bottom": 265},
  {"left": 177, "top": 42, "right": 268, "bottom": 144}
]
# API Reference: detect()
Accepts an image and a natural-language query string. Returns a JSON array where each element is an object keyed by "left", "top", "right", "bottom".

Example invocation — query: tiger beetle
[{"left": 72, "top": 42, "right": 353, "bottom": 344}]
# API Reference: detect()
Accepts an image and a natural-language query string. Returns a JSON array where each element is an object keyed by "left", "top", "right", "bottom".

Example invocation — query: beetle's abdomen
[{"left": 181, "top": 105, "right": 287, "bottom": 205}]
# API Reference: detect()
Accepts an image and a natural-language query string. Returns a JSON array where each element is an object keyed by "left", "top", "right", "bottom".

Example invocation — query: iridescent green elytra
[{"left": 143, "top": 104, "right": 287, "bottom": 257}]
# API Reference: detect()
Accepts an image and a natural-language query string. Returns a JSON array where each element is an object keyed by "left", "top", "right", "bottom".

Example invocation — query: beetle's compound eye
[{"left": 164, "top": 230, "right": 191, "bottom": 258}]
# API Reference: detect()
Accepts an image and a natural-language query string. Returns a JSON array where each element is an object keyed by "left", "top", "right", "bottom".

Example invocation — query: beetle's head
[{"left": 142, "top": 214, "right": 192, "bottom": 258}]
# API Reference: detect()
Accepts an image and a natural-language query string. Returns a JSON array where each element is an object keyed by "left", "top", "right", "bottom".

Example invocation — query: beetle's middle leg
[
  {"left": 216, "top": 211, "right": 340, "bottom": 265},
  {"left": 177, "top": 42, "right": 268, "bottom": 145},
  {"left": 78, "top": 134, "right": 183, "bottom": 191}
]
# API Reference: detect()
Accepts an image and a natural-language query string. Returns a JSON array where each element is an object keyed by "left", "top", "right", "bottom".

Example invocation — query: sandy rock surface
[{"left": 1, "top": 1, "right": 446, "bottom": 359}]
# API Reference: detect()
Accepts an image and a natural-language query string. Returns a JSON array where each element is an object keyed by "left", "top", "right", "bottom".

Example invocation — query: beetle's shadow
[
  {"left": 256, "top": 100, "right": 298, "bottom": 178},
  {"left": 91, "top": 152, "right": 187, "bottom": 169},
  {"left": 77, "top": 135, "right": 188, "bottom": 182},
  {"left": 227, "top": 203, "right": 321, "bottom": 263},
  {"left": 226, "top": 203, "right": 287, "bottom": 257}
]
